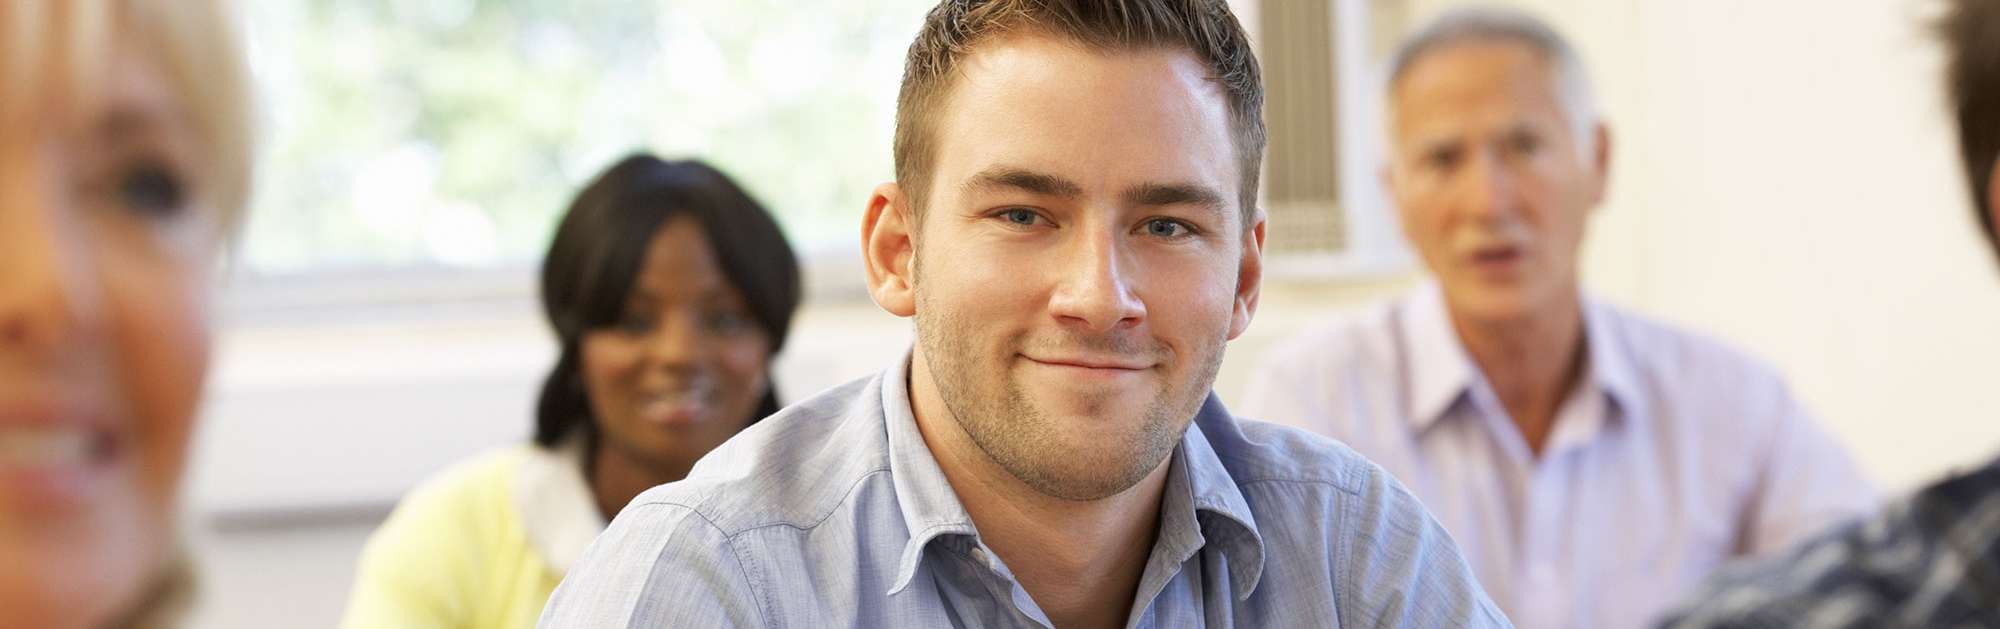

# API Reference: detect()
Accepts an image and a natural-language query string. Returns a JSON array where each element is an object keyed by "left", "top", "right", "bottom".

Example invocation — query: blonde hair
[{"left": 0, "top": 0, "right": 254, "bottom": 230}]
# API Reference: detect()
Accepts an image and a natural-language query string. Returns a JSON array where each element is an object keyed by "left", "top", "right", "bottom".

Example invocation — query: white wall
[{"left": 1404, "top": 0, "right": 2000, "bottom": 490}]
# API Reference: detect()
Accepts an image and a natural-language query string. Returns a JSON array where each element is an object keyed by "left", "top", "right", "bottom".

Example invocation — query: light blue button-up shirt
[{"left": 539, "top": 355, "right": 1510, "bottom": 628}]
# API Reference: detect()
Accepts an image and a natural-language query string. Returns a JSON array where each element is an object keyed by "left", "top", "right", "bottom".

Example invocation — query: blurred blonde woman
[{"left": 0, "top": 1, "right": 252, "bottom": 628}]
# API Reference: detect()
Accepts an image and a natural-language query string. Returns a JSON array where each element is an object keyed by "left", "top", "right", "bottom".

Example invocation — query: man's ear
[
  {"left": 863, "top": 182, "right": 918, "bottom": 318},
  {"left": 1987, "top": 160, "right": 2000, "bottom": 250},
  {"left": 1227, "top": 208, "right": 1267, "bottom": 341},
  {"left": 1587, "top": 122, "right": 1613, "bottom": 207}
]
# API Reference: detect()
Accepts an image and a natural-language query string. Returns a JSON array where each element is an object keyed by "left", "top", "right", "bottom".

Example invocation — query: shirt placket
[
  {"left": 1519, "top": 454, "right": 1569, "bottom": 629},
  {"left": 956, "top": 540, "right": 1055, "bottom": 629}
]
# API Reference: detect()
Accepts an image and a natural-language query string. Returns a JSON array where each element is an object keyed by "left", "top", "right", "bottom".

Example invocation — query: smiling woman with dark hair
[{"left": 339, "top": 154, "right": 801, "bottom": 629}]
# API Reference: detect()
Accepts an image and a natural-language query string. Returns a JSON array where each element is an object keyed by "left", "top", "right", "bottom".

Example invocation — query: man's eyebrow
[
  {"left": 961, "top": 166, "right": 1084, "bottom": 198},
  {"left": 1125, "top": 182, "right": 1226, "bottom": 214},
  {"left": 1408, "top": 129, "right": 1462, "bottom": 152}
]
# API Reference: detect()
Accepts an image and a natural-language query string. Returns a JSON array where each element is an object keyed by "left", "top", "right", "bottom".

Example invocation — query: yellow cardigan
[{"left": 339, "top": 442, "right": 605, "bottom": 629}]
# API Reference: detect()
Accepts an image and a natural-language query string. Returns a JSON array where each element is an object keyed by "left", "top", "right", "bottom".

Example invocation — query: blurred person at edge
[
  {"left": 0, "top": 1, "right": 254, "bottom": 629},
  {"left": 1658, "top": 1, "right": 2000, "bottom": 626},
  {"left": 1241, "top": 7, "right": 1876, "bottom": 629},
  {"left": 338, "top": 154, "right": 801, "bottom": 629}
]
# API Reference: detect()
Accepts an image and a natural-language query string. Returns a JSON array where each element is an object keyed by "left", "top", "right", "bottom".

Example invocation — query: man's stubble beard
[{"left": 911, "top": 265, "right": 1227, "bottom": 502}]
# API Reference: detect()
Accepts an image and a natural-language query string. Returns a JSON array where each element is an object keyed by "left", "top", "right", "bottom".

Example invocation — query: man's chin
[
  {"left": 1002, "top": 440, "right": 1172, "bottom": 501},
  {"left": 1031, "top": 389, "right": 1169, "bottom": 423},
  {"left": 1444, "top": 281, "right": 1544, "bottom": 320},
  {"left": 1054, "top": 404, "right": 1186, "bottom": 450}
]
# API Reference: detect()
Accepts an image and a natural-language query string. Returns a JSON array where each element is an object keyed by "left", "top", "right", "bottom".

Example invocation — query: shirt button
[{"left": 970, "top": 547, "right": 990, "bottom": 565}]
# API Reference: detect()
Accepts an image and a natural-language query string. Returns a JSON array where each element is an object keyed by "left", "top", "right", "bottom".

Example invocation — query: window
[
  {"left": 1248, "top": 0, "right": 1414, "bottom": 279},
  {"left": 239, "top": 0, "right": 931, "bottom": 277}
]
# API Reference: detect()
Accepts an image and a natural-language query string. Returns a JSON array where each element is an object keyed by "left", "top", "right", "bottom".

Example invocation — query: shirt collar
[
  {"left": 1400, "top": 281, "right": 1479, "bottom": 433},
  {"left": 1398, "top": 282, "right": 1645, "bottom": 433},
  {"left": 515, "top": 436, "right": 609, "bottom": 575},
  {"left": 1580, "top": 297, "right": 1645, "bottom": 425},
  {"left": 1177, "top": 395, "right": 1268, "bottom": 600},
  {"left": 879, "top": 354, "right": 1269, "bottom": 601},
  {"left": 882, "top": 354, "right": 980, "bottom": 596}
]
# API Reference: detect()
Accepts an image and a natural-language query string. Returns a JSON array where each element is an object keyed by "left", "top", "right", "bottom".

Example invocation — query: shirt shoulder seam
[
  {"left": 640, "top": 466, "right": 896, "bottom": 539},
  {"left": 1233, "top": 475, "right": 1362, "bottom": 497},
  {"left": 1334, "top": 473, "right": 1357, "bottom": 629},
  {"left": 622, "top": 501, "right": 776, "bottom": 629}
]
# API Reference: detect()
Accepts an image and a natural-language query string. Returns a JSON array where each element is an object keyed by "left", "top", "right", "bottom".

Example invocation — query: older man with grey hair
[{"left": 1242, "top": 7, "right": 1877, "bottom": 629}]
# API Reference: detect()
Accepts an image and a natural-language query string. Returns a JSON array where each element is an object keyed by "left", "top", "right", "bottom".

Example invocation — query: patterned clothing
[{"left": 1657, "top": 455, "right": 2000, "bottom": 628}]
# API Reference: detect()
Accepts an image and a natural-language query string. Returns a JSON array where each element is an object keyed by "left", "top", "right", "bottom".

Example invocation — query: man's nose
[{"left": 1046, "top": 227, "right": 1146, "bottom": 333}]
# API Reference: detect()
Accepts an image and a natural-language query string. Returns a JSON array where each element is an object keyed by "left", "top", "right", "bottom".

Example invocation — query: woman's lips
[
  {"left": 0, "top": 424, "right": 118, "bottom": 511},
  {"left": 636, "top": 393, "right": 709, "bottom": 426},
  {"left": 0, "top": 427, "right": 97, "bottom": 465}
]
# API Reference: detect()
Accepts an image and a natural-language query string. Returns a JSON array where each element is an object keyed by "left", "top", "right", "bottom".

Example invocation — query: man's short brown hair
[
  {"left": 1939, "top": 0, "right": 2000, "bottom": 256},
  {"left": 893, "top": 0, "right": 1265, "bottom": 224}
]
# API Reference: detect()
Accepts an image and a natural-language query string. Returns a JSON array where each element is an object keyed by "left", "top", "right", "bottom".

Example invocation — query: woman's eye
[
  {"left": 1143, "top": 218, "right": 1192, "bottom": 238},
  {"left": 707, "top": 310, "right": 752, "bottom": 333},
  {"left": 116, "top": 161, "right": 188, "bottom": 219},
  {"left": 1000, "top": 208, "right": 1040, "bottom": 226},
  {"left": 616, "top": 315, "right": 655, "bottom": 335}
]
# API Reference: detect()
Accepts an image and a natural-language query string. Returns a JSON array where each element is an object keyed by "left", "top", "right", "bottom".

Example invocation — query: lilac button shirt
[{"left": 1242, "top": 284, "right": 1877, "bottom": 629}]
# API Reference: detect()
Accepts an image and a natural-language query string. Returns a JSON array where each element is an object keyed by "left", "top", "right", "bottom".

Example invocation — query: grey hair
[{"left": 1385, "top": 6, "right": 1599, "bottom": 156}]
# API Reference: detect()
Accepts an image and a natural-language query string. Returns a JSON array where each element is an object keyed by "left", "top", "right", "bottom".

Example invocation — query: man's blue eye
[
  {"left": 1146, "top": 219, "right": 1189, "bottom": 238},
  {"left": 1003, "top": 209, "right": 1038, "bottom": 225}
]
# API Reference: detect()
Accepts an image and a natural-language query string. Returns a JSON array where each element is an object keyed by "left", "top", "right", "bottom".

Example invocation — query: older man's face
[{"left": 1386, "top": 40, "right": 1605, "bottom": 321}]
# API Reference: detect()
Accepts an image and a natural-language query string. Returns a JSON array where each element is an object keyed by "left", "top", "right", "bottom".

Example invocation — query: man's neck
[
  {"left": 1448, "top": 288, "right": 1588, "bottom": 457},
  {"left": 907, "top": 351, "right": 1167, "bottom": 629}
]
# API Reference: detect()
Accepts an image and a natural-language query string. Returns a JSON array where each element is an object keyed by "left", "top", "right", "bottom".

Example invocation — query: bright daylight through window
[{"left": 240, "top": 0, "right": 929, "bottom": 276}]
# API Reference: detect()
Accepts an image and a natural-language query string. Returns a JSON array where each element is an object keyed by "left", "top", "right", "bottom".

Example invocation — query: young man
[
  {"left": 538, "top": 1, "right": 1507, "bottom": 627},
  {"left": 1658, "top": 1, "right": 2000, "bottom": 625},
  {"left": 1241, "top": 8, "right": 1874, "bottom": 629}
]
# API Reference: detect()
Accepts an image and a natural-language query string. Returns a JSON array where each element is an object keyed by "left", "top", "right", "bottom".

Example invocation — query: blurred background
[{"left": 185, "top": 0, "right": 1998, "bottom": 626}]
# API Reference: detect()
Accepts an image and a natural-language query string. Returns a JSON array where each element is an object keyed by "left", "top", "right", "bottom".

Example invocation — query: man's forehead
[
  {"left": 932, "top": 39, "right": 1236, "bottom": 190},
  {"left": 1389, "top": 41, "right": 1566, "bottom": 134},
  {"left": 954, "top": 30, "right": 1236, "bottom": 104},
  {"left": 1395, "top": 38, "right": 1558, "bottom": 95}
]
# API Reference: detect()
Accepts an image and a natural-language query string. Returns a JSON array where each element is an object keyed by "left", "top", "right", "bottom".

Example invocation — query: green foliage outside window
[{"left": 242, "top": 0, "right": 928, "bottom": 274}]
